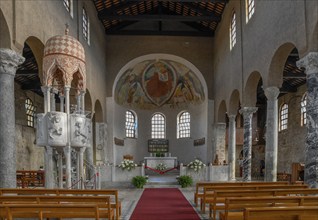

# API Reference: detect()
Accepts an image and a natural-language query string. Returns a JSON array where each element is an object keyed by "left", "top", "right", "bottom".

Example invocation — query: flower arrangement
[
  {"left": 156, "top": 163, "right": 167, "bottom": 171},
  {"left": 118, "top": 159, "right": 138, "bottom": 171},
  {"left": 187, "top": 159, "right": 206, "bottom": 172}
]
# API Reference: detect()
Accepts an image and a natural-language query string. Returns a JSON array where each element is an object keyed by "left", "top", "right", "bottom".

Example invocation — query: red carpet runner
[{"left": 130, "top": 188, "right": 201, "bottom": 220}]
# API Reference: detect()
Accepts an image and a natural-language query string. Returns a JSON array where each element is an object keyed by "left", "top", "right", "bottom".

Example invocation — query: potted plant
[
  {"left": 132, "top": 176, "right": 148, "bottom": 188},
  {"left": 177, "top": 175, "right": 193, "bottom": 188}
]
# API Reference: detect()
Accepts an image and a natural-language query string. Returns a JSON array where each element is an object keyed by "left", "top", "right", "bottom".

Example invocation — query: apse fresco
[{"left": 115, "top": 59, "right": 205, "bottom": 110}]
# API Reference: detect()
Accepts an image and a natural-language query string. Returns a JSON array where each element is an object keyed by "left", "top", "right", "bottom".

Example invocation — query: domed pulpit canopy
[{"left": 42, "top": 26, "right": 86, "bottom": 94}]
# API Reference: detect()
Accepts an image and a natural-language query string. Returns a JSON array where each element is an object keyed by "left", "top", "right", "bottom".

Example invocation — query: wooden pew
[
  {"left": 201, "top": 184, "right": 308, "bottom": 213},
  {"left": 219, "top": 196, "right": 318, "bottom": 220},
  {"left": 194, "top": 181, "right": 290, "bottom": 207},
  {"left": 57, "top": 189, "right": 121, "bottom": 220},
  {"left": 0, "top": 204, "right": 107, "bottom": 220},
  {"left": 208, "top": 188, "right": 318, "bottom": 220},
  {"left": 243, "top": 206, "right": 318, "bottom": 220},
  {"left": 0, "top": 195, "right": 114, "bottom": 220},
  {"left": 0, "top": 188, "right": 121, "bottom": 220}
]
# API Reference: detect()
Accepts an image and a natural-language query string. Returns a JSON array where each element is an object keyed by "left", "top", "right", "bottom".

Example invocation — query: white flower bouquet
[
  {"left": 118, "top": 159, "right": 138, "bottom": 171},
  {"left": 156, "top": 163, "right": 167, "bottom": 171},
  {"left": 187, "top": 159, "right": 206, "bottom": 172}
]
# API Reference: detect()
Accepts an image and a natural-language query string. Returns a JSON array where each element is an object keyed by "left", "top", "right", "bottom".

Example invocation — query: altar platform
[{"left": 144, "top": 157, "right": 178, "bottom": 168}]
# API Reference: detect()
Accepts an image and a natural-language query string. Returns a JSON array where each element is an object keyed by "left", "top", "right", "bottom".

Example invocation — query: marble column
[
  {"left": 41, "top": 86, "right": 54, "bottom": 188},
  {"left": 239, "top": 107, "right": 258, "bottom": 181},
  {"left": 297, "top": 52, "right": 318, "bottom": 188},
  {"left": 59, "top": 95, "right": 65, "bottom": 113},
  {"left": 58, "top": 153, "right": 63, "bottom": 188},
  {"left": 64, "top": 86, "right": 72, "bottom": 188},
  {"left": 214, "top": 123, "right": 226, "bottom": 164},
  {"left": 80, "top": 91, "right": 85, "bottom": 115},
  {"left": 0, "top": 48, "right": 25, "bottom": 188},
  {"left": 264, "top": 87, "right": 280, "bottom": 182},
  {"left": 228, "top": 115, "right": 237, "bottom": 181},
  {"left": 79, "top": 147, "right": 86, "bottom": 189}
]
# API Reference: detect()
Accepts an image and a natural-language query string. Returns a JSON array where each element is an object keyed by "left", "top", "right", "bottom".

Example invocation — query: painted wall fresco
[{"left": 115, "top": 59, "right": 205, "bottom": 109}]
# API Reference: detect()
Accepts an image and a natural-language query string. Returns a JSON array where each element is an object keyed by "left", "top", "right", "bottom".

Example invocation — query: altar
[{"left": 144, "top": 157, "right": 178, "bottom": 168}]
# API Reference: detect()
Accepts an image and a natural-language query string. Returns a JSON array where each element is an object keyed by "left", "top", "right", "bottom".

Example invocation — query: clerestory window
[
  {"left": 279, "top": 103, "right": 288, "bottom": 131},
  {"left": 151, "top": 113, "right": 166, "bottom": 139},
  {"left": 25, "top": 98, "right": 36, "bottom": 128},
  {"left": 301, "top": 93, "right": 307, "bottom": 126},
  {"left": 126, "top": 110, "right": 137, "bottom": 138},
  {"left": 230, "top": 11, "right": 236, "bottom": 50},
  {"left": 177, "top": 111, "right": 190, "bottom": 139}
]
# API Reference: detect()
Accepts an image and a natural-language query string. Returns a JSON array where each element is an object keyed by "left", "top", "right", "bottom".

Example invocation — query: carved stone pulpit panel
[
  {"left": 47, "top": 112, "right": 68, "bottom": 146},
  {"left": 70, "top": 114, "right": 92, "bottom": 147},
  {"left": 36, "top": 112, "right": 67, "bottom": 147}
]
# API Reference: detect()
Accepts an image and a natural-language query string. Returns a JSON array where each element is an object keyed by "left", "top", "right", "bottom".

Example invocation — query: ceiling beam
[
  {"left": 179, "top": 2, "right": 220, "bottom": 17},
  {"left": 106, "top": 29, "right": 214, "bottom": 37},
  {"left": 283, "top": 72, "right": 306, "bottom": 79},
  {"left": 99, "top": 14, "right": 221, "bottom": 21},
  {"left": 125, "top": 0, "right": 228, "bottom": 3},
  {"left": 16, "top": 70, "right": 38, "bottom": 76}
]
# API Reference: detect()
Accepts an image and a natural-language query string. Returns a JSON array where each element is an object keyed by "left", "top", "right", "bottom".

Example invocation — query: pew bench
[
  {"left": 201, "top": 184, "right": 308, "bottom": 214},
  {"left": 194, "top": 181, "right": 289, "bottom": 207},
  {"left": 207, "top": 188, "right": 318, "bottom": 220},
  {"left": 243, "top": 206, "right": 318, "bottom": 220},
  {"left": 219, "top": 196, "right": 318, "bottom": 220},
  {"left": 0, "top": 203, "right": 113, "bottom": 220},
  {"left": 0, "top": 188, "right": 121, "bottom": 220},
  {"left": 0, "top": 195, "right": 114, "bottom": 220}
]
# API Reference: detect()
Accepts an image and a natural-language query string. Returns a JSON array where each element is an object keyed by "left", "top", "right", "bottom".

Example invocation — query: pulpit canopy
[{"left": 42, "top": 27, "right": 86, "bottom": 95}]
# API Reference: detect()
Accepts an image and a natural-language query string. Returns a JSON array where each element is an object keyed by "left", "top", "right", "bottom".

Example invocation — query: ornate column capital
[
  {"left": 264, "top": 86, "right": 280, "bottom": 100},
  {"left": 296, "top": 52, "right": 318, "bottom": 75},
  {"left": 0, "top": 48, "right": 25, "bottom": 76},
  {"left": 239, "top": 107, "right": 258, "bottom": 119},
  {"left": 227, "top": 114, "right": 236, "bottom": 122}
]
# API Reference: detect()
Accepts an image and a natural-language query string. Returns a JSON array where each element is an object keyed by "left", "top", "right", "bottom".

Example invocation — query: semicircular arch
[
  {"left": 266, "top": 42, "right": 296, "bottom": 88},
  {"left": 228, "top": 90, "right": 240, "bottom": 116},
  {"left": 244, "top": 71, "right": 262, "bottom": 107},
  {"left": 25, "top": 36, "right": 45, "bottom": 83},
  {"left": 0, "top": 9, "right": 11, "bottom": 48},
  {"left": 217, "top": 100, "right": 227, "bottom": 123}
]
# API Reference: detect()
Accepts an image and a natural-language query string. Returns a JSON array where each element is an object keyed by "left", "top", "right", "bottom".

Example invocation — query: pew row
[
  {"left": 0, "top": 188, "right": 121, "bottom": 220},
  {"left": 0, "top": 203, "right": 113, "bottom": 220},
  {"left": 219, "top": 196, "right": 318, "bottom": 220},
  {"left": 208, "top": 188, "right": 318, "bottom": 220},
  {"left": 194, "top": 181, "right": 291, "bottom": 207},
  {"left": 243, "top": 206, "right": 318, "bottom": 220}
]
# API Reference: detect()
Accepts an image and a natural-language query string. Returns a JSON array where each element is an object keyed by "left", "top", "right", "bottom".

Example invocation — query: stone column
[
  {"left": 76, "top": 94, "right": 81, "bottom": 113},
  {"left": 41, "top": 86, "right": 54, "bottom": 188},
  {"left": 64, "top": 86, "right": 72, "bottom": 188},
  {"left": 80, "top": 91, "right": 85, "bottom": 114},
  {"left": 264, "top": 87, "right": 280, "bottom": 182},
  {"left": 228, "top": 115, "right": 236, "bottom": 181},
  {"left": 0, "top": 48, "right": 25, "bottom": 188},
  {"left": 58, "top": 153, "right": 63, "bottom": 188},
  {"left": 239, "top": 107, "right": 258, "bottom": 181},
  {"left": 214, "top": 123, "right": 226, "bottom": 164},
  {"left": 59, "top": 95, "right": 65, "bottom": 113},
  {"left": 297, "top": 52, "right": 318, "bottom": 188},
  {"left": 79, "top": 147, "right": 85, "bottom": 189}
]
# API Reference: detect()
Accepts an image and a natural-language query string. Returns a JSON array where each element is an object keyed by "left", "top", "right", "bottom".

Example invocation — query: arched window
[
  {"left": 25, "top": 98, "right": 36, "bottom": 127},
  {"left": 279, "top": 103, "right": 288, "bottom": 131},
  {"left": 151, "top": 113, "right": 165, "bottom": 139},
  {"left": 63, "top": 0, "right": 73, "bottom": 16},
  {"left": 246, "top": 0, "right": 255, "bottom": 23},
  {"left": 230, "top": 11, "right": 236, "bottom": 50},
  {"left": 301, "top": 93, "right": 307, "bottom": 126},
  {"left": 125, "top": 110, "right": 137, "bottom": 138},
  {"left": 177, "top": 111, "right": 190, "bottom": 139},
  {"left": 82, "top": 7, "right": 90, "bottom": 43}
]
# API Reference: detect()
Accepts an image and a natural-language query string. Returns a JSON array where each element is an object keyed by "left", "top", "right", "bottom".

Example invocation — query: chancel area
[{"left": 0, "top": 0, "right": 318, "bottom": 219}]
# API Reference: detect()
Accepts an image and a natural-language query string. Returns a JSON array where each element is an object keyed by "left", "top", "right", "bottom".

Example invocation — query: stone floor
[{"left": 113, "top": 174, "right": 210, "bottom": 220}]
